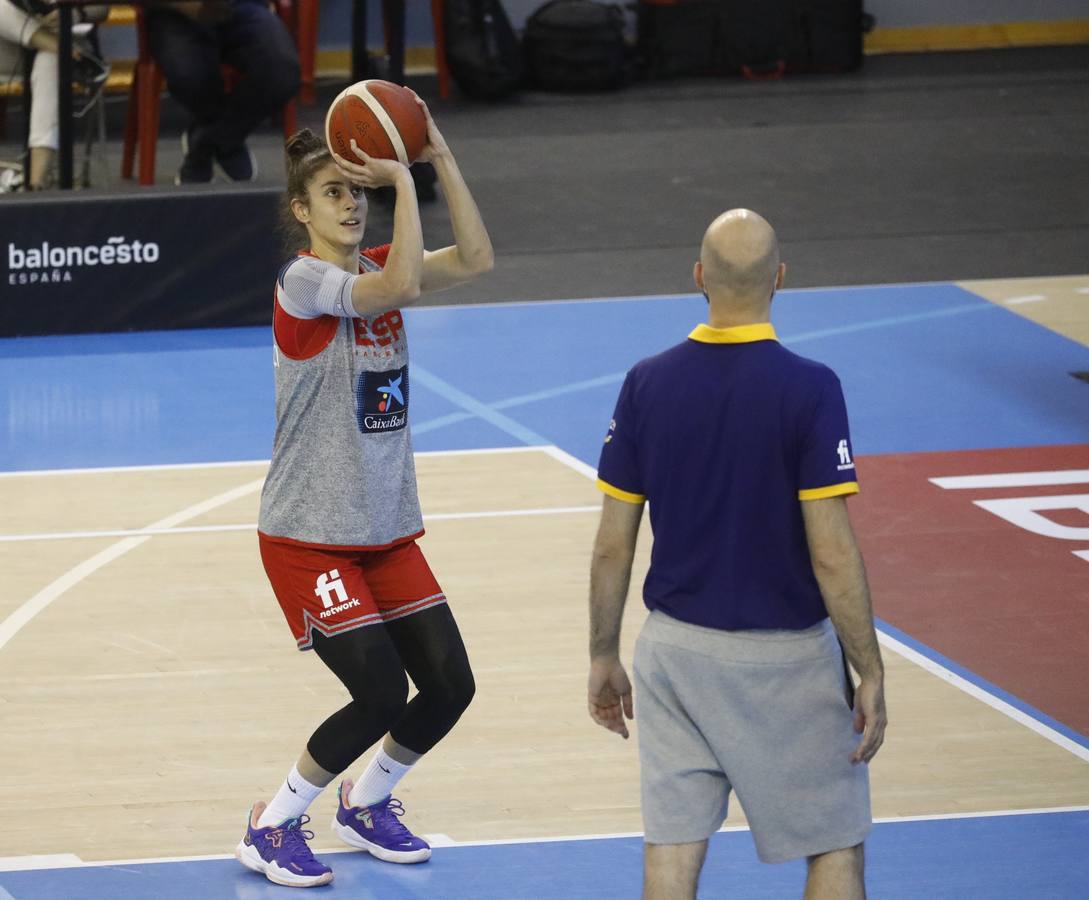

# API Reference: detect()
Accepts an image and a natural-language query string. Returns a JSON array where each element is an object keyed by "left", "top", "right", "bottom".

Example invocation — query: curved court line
[
  {"left": 410, "top": 303, "right": 995, "bottom": 438},
  {"left": 0, "top": 478, "right": 265, "bottom": 653}
]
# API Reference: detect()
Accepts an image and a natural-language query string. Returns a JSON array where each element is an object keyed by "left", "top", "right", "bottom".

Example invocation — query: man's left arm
[{"left": 587, "top": 495, "right": 644, "bottom": 739}]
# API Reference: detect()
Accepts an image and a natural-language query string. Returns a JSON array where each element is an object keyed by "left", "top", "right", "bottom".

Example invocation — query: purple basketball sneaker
[
  {"left": 236, "top": 802, "right": 334, "bottom": 888},
  {"left": 331, "top": 779, "right": 431, "bottom": 863}
]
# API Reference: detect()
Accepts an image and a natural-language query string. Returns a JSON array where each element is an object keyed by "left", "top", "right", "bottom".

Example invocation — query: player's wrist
[{"left": 391, "top": 167, "right": 414, "bottom": 188}]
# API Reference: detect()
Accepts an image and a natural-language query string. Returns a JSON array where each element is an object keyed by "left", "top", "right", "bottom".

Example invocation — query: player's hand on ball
[
  {"left": 409, "top": 92, "right": 450, "bottom": 162},
  {"left": 333, "top": 141, "right": 410, "bottom": 189}
]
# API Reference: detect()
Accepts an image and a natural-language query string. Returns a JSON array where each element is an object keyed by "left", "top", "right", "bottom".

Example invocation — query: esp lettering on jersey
[{"left": 353, "top": 310, "right": 405, "bottom": 349}]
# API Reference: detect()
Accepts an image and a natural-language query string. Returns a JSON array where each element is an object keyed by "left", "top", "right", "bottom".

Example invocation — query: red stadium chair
[{"left": 121, "top": 3, "right": 300, "bottom": 186}]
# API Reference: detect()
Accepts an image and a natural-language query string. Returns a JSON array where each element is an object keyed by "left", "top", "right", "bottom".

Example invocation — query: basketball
[{"left": 325, "top": 80, "right": 428, "bottom": 167}]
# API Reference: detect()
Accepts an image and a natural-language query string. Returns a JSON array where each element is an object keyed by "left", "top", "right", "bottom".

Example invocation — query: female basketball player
[{"left": 235, "top": 95, "right": 493, "bottom": 888}]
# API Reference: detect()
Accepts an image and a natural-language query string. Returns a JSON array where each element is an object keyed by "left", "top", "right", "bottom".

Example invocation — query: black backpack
[
  {"left": 444, "top": 0, "right": 525, "bottom": 100},
  {"left": 524, "top": 0, "right": 628, "bottom": 91}
]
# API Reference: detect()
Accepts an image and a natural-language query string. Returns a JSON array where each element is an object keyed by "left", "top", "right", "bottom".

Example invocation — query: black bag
[
  {"left": 718, "top": 0, "right": 789, "bottom": 78},
  {"left": 640, "top": 0, "right": 788, "bottom": 77},
  {"left": 444, "top": 0, "right": 525, "bottom": 100},
  {"left": 637, "top": 1, "right": 720, "bottom": 77},
  {"left": 638, "top": 0, "right": 868, "bottom": 78},
  {"left": 786, "top": 0, "right": 869, "bottom": 73},
  {"left": 524, "top": 0, "right": 628, "bottom": 91}
]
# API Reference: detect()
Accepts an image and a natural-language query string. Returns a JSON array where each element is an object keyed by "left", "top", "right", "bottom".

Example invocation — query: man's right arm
[{"left": 802, "top": 495, "right": 887, "bottom": 764}]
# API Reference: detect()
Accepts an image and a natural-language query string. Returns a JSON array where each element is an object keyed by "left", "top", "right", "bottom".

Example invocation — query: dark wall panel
[{"left": 1, "top": 189, "right": 286, "bottom": 337}]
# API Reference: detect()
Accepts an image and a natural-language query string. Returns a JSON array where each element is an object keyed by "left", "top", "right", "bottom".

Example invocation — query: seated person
[
  {"left": 145, "top": 0, "right": 300, "bottom": 184},
  {"left": 0, "top": 0, "right": 108, "bottom": 190}
]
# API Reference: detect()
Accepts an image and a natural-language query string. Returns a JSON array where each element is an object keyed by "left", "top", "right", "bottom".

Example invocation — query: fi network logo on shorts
[
  {"left": 355, "top": 365, "right": 409, "bottom": 434},
  {"left": 314, "top": 569, "right": 361, "bottom": 619},
  {"left": 7, "top": 236, "right": 161, "bottom": 287}
]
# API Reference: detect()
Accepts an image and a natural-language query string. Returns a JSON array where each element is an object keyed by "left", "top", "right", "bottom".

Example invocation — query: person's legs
[
  {"left": 237, "top": 623, "right": 410, "bottom": 885},
  {"left": 26, "top": 48, "right": 57, "bottom": 188},
  {"left": 214, "top": 0, "right": 300, "bottom": 153},
  {"left": 0, "top": 19, "right": 58, "bottom": 189},
  {"left": 325, "top": 604, "right": 473, "bottom": 863},
  {"left": 145, "top": 8, "right": 225, "bottom": 125},
  {"left": 307, "top": 625, "right": 411, "bottom": 776},
  {"left": 383, "top": 603, "right": 476, "bottom": 756},
  {"left": 145, "top": 7, "right": 224, "bottom": 181},
  {"left": 805, "top": 843, "right": 865, "bottom": 900},
  {"left": 643, "top": 840, "right": 708, "bottom": 900}
]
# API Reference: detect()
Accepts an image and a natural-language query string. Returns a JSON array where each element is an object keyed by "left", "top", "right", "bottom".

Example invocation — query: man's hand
[
  {"left": 850, "top": 678, "right": 887, "bottom": 764},
  {"left": 588, "top": 656, "right": 634, "bottom": 739}
]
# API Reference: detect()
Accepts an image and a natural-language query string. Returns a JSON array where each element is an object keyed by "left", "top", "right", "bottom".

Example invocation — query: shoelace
[
  {"left": 365, "top": 799, "right": 415, "bottom": 842},
  {"left": 275, "top": 815, "right": 320, "bottom": 860}
]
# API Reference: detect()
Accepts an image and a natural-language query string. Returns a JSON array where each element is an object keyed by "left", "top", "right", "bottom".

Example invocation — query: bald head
[{"left": 697, "top": 209, "right": 783, "bottom": 319}]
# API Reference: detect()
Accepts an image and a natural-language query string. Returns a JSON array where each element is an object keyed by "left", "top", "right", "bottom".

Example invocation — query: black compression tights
[{"left": 306, "top": 603, "right": 476, "bottom": 775}]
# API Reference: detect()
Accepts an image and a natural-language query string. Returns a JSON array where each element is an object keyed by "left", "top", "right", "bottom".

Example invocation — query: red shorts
[{"left": 258, "top": 533, "right": 447, "bottom": 650}]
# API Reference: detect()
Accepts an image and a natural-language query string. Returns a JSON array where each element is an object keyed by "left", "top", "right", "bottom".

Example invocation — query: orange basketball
[{"left": 325, "top": 80, "right": 428, "bottom": 167}]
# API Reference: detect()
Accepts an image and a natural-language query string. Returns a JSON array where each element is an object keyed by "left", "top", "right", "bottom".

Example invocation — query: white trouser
[{"left": 0, "top": 0, "right": 59, "bottom": 150}]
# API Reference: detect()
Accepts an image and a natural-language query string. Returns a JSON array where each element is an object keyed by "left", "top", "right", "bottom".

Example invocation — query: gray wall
[{"left": 99, "top": 0, "right": 1089, "bottom": 61}]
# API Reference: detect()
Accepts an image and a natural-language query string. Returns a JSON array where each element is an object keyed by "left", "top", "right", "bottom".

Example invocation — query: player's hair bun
[{"left": 285, "top": 129, "right": 326, "bottom": 166}]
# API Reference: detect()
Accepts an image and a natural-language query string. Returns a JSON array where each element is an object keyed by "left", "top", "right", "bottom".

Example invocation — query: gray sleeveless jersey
[{"left": 258, "top": 252, "right": 423, "bottom": 547}]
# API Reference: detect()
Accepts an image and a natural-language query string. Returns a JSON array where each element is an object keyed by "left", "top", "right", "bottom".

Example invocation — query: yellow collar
[{"left": 688, "top": 323, "right": 778, "bottom": 344}]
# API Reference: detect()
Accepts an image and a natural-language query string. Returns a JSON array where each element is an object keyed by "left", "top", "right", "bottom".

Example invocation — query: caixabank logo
[
  {"left": 6, "top": 236, "right": 161, "bottom": 286},
  {"left": 355, "top": 365, "right": 409, "bottom": 433}
]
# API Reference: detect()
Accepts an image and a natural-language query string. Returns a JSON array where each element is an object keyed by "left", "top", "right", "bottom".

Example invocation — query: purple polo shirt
[{"left": 596, "top": 323, "right": 859, "bottom": 631}]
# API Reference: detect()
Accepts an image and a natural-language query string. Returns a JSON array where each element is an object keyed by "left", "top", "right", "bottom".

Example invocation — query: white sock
[
  {"left": 258, "top": 765, "right": 325, "bottom": 828},
  {"left": 349, "top": 748, "right": 414, "bottom": 808}
]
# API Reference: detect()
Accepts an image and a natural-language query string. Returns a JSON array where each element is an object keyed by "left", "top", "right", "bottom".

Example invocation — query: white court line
[
  {"left": 0, "top": 445, "right": 550, "bottom": 479},
  {"left": 540, "top": 444, "right": 599, "bottom": 481},
  {"left": 541, "top": 444, "right": 1089, "bottom": 765},
  {"left": 0, "top": 447, "right": 579, "bottom": 647},
  {"left": 0, "top": 524, "right": 257, "bottom": 543},
  {"left": 876, "top": 630, "right": 1089, "bottom": 763},
  {"left": 0, "top": 855, "right": 82, "bottom": 872},
  {"left": 415, "top": 445, "right": 548, "bottom": 458},
  {"left": 931, "top": 470, "right": 1089, "bottom": 489},
  {"left": 1, "top": 806, "right": 1086, "bottom": 871},
  {"left": 0, "top": 478, "right": 265, "bottom": 653},
  {"left": 0, "top": 505, "right": 601, "bottom": 544},
  {"left": 1004, "top": 294, "right": 1048, "bottom": 305},
  {"left": 0, "top": 459, "right": 269, "bottom": 479},
  {"left": 871, "top": 804, "right": 1089, "bottom": 824}
]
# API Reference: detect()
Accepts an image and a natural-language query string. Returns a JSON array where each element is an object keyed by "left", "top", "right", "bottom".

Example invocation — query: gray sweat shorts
[{"left": 633, "top": 610, "right": 872, "bottom": 863}]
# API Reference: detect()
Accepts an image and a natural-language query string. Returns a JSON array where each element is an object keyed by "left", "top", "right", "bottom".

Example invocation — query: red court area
[{"left": 851, "top": 444, "right": 1089, "bottom": 738}]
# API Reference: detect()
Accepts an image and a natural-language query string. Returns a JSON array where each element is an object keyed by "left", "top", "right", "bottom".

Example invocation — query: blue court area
[
  {"left": 1, "top": 283, "right": 1087, "bottom": 473},
  {"left": 2, "top": 810, "right": 1086, "bottom": 899},
  {"left": 2, "top": 283, "right": 1088, "bottom": 898}
]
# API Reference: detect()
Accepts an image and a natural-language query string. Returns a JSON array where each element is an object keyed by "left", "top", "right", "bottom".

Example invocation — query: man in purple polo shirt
[{"left": 587, "top": 209, "right": 887, "bottom": 900}]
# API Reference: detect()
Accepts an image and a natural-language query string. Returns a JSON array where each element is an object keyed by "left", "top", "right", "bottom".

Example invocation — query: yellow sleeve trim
[
  {"left": 798, "top": 482, "right": 860, "bottom": 501},
  {"left": 597, "top": 479, "right": 646, "bottom": 504}
]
